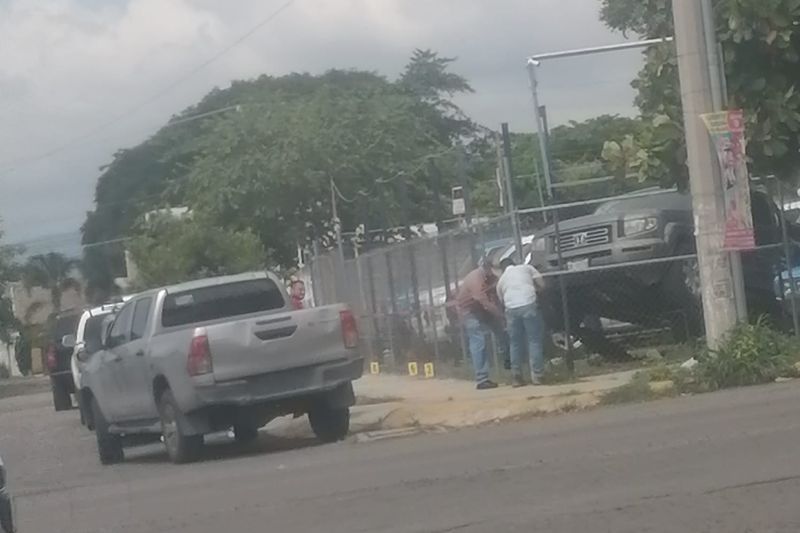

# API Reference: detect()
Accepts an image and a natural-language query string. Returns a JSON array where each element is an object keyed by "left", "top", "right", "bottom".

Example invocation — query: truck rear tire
[
  {"left": 91, "top": 397, "right": 124, "bottom": 465},
  {"left": 158, "top": 389, "right": 203, "bottom": 464},
  {"left": 309, "top": 405, "right": 350, "bottom": 443},
  {"left": 51, "top": 378, "right": 72, "bottom": 412}
]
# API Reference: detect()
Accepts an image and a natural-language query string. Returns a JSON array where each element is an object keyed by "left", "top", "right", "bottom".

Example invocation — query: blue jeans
[
  {"left": 463, "top": 312, "right": 490, "bottom": 384},
  {"left": 506, "top": 304, "right": 545, "bottom": 378}
]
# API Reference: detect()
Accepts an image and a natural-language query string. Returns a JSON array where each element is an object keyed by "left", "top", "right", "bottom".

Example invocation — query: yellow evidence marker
[
  {"left": 408, "top": 362, "right": 419, "bottom": 377},
  {"left": 423, "top": 362, "right": 435, "bottom": 378},
  {"left": 369, "top": 362, "right": 380, "bottom": 375}
]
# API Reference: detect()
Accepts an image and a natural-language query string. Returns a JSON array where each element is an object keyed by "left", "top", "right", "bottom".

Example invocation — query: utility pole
[
  {"left": 501, "top": 123, "right": 524, "bottom": 262},
  {"left": 457, "top": 144, "right": 480, "bottom": 267},
  {"left": 673, "top": 0, "right": 739, "bottom": 347},
  {"left": 429, "top": 161, "right": 452, "bottom": 300},
  {"left": 700, "top": 0, "right": 748, "bottom": 323},
  {"left": 330, "top": 176, "right": 346, "bottom": 298}
]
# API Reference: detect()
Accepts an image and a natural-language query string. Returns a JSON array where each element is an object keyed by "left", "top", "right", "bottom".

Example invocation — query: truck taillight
[
  {"left": 340, "top": 310, "right": 359, "bottom": 349},
  {"left": 46, "top": 345, "right": 58, "bottom": 372},
  {"left": 187, "top": 328, "right": 213, "bottom": 377}
]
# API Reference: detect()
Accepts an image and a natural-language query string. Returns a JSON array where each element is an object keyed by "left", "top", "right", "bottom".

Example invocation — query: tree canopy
[
  {"left": 82, "top": 50, "right": 479, "bottom": 294},
  {"left": 128, "top": 216, "right": 266, "bottom": 289},
  {"left": 600, "top": 0, "right": 800, "bottom": 186}
]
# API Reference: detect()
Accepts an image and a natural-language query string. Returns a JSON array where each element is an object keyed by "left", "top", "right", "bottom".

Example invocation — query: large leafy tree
[
  {"left": 21, "top": 253, "right": 81, "bottom": 317},
  {"left": 82, "top": 49, "right": 475, "bottom": 286},
  {"left": 600, "top": 0, "right": 800, "bottom": 185}
]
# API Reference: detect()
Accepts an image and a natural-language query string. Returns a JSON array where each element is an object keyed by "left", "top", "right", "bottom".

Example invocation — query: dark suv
[
  {"left": 530, "top": 188, "right": 793, "bottom": 353},
  {"left": 45, "top": 310, "right": 81, "bottom": 411}
]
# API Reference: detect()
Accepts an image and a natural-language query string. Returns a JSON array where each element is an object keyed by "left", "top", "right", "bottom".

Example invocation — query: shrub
[{"left": 697, "top": 318, "right": 799, "bottom": 390}]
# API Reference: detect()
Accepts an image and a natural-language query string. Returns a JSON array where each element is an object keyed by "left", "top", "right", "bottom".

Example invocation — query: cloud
[{"left": 0, "top": 0, "right": 642, "bottom": 244}]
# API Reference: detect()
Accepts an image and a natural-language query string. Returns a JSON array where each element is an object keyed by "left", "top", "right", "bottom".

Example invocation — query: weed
[
  {"left": 600, "top": 373, "right": 675, "bottom": 405},
  {"left": 559, "top": 400, "right": 581, "bottom": 413},
  {"left": 697, "top": 318, "right": 799, "bottom": 390}
]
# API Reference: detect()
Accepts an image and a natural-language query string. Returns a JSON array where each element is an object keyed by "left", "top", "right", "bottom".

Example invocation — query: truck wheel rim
[{"left": 161, "top": 404, "right": 178, "bottom": 454}]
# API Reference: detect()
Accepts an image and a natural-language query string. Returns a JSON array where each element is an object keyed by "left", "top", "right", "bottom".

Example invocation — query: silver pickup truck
[{"left": 80, "top": 271, "right": 363, "bottom": 464}]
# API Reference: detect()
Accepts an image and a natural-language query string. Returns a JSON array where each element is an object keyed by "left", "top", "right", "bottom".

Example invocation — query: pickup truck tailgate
[{"left": 205, "top": 305, "right": 350, "bottom": 382}]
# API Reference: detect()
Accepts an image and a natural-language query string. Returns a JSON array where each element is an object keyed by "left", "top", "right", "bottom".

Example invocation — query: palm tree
[{"left": 21, "top": 253, "right": 82, "bottom": 316}]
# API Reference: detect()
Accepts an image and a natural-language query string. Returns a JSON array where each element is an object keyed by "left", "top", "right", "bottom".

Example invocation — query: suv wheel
[
  {"left": 158, "top": 390, "right": 203, "bottom": 464},
  {"left": 91, "top": 397, "right": 124, "bottom": 465},
  {"left": 309, "top": 405, "right": 350, "bottom": 443},
  {"left": 665, "top": 244, "right": 704, "bottom": 339},
  {"left": 51, "top": 378, "right": 72, "bottom": 412}
]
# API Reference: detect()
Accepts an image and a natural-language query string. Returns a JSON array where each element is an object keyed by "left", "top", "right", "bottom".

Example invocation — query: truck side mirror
[{"left": 61, "top": 334, "right": 77, "bottom": 349}]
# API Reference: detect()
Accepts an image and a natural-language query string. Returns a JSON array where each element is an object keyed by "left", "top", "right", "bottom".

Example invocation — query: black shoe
[
  {"left": 477, "top": 380, "right": 499, "bottom": 390},
  {"left": 512, "top": 375, "right": 527, "bottom": 388}
]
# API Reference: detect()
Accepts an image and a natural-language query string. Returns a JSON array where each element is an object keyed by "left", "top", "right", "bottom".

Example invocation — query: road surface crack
[{"left": 704, "top": 474, "right": 800, "bottom": 495}]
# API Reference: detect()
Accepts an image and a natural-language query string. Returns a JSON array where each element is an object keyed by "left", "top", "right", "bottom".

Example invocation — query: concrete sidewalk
[{"left": 270, "top": 371, "right": 637, "bottom": 440}]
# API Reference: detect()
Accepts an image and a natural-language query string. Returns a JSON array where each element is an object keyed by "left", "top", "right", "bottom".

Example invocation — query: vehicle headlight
[
  {"left": 532, "top": 237, "right": 547, "bottom": 252},
  {"left": 623, "top": 216, "right": 658, "bottom": 236}
]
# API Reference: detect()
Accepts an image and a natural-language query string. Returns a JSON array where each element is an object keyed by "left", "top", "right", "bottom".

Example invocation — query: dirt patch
[{"left": 356, "top": 395, "right": 404, "bottom": 406}]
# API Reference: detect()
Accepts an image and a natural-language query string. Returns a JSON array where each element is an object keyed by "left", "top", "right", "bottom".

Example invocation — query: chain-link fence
[{"left": 308, "top": 181, "right": 800, "bottom": 379}]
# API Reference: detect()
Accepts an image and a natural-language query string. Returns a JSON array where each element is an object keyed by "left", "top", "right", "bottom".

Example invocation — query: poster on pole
[{"left": 701, "top": 109, "right": 756, "bottom": 250}]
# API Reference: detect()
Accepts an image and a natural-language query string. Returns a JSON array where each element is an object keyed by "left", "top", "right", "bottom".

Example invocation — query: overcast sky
[{"left": 0, "top": 0, "right": 644, "bottom": 246}]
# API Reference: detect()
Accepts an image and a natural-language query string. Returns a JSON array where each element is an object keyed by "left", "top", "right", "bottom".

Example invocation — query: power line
[{"left": 0, "top": 0, "right": 297, "bottom": 176}]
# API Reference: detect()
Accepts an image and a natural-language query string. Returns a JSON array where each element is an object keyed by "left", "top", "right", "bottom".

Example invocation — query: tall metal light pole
[{"left": 673, "top": 0, "right": 739, "bottom": 348}]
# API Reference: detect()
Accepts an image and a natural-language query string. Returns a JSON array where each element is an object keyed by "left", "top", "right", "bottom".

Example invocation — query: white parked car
[{"left": 64, "top": 301, "right": 128, "bottom": 427}]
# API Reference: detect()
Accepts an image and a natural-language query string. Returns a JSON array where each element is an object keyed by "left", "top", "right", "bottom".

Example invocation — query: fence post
[
  {"left": 778, "top": 180, "right": 800, "bottom": 336},
  {"left": 426, "top": 239, "right": 441, "bottom": 362}
]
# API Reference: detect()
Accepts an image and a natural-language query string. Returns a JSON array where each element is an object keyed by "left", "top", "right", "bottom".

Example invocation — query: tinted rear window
[
  {"left": 84, "top": 315, "right": 107, "bottom": 354},
  {"left": 162, "top": 279, "right": 286, "bottom": 328},
  {"left": 52, "top": 313, "right": 80, "bottom": 340}
]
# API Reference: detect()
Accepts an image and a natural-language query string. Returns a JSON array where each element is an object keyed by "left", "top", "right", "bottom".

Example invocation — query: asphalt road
[{"left": 2, "top": 382, "right": 800, "bottom": 532}]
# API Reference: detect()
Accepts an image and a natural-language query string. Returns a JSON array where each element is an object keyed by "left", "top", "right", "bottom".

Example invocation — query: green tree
[
  {"left": 600, "top": 0, "right": 800, "bottom": 184},
  {"left": 21, "top": 253, "right": 82, "bottom": 317},
  {"left": 82, "top": 50, "right": 475, "bottom": 283},
  {"left": 471, "top": 115, "right": 646, "bottom": 212},
  {"left": 0, "top": 221, "right": 21, "bottom": 347},
  {"left": 128, "top": 216, "right": 266, "bottom": 288}
]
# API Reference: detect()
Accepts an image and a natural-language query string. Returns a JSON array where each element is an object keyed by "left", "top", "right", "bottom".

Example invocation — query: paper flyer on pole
[{"left": 701, "top": 109, "right": 756, "bottom": 250}]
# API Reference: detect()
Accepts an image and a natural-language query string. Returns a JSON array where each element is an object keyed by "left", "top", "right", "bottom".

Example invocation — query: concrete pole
[
  {"left": 673, "top": 0, "right": 739, "bottom": 348},
  {"left": 330, "top": 177, "right": 346, "bottom": 299},
  {"left": 700, "top": 0, "right": 748, "bottom": 323}
]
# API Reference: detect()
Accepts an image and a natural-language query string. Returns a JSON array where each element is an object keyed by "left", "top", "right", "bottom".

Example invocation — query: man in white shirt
[{"left": 497, "top": 258, "right": 546, "bottom": 386}]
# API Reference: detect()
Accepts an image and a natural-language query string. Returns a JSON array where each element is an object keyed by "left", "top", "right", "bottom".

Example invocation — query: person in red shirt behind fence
[{"left": 290, "top": 279, "right": 306, "bottom": 310}]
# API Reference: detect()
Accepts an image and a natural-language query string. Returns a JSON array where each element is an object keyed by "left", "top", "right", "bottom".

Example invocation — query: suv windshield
[
  {"left": 594, "top": 190, "right": 690, "bottom": 214},
  {"left": 162, "top": 279, "right": 285, "bottom": 328}
]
